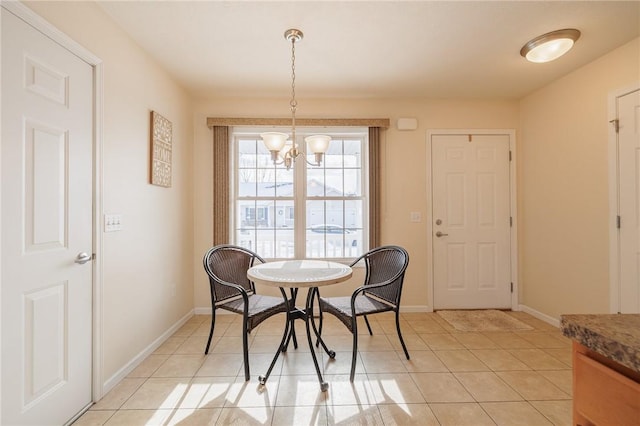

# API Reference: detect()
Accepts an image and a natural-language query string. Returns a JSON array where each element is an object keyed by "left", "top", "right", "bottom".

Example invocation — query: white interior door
[
  {"left": 431, "top": 134, "right": 512, "bottom": 309},
  {"left": 1, "top": 9, "right": 94, "bottom": 425},
  {"left": 617, "top": 88, "right": 640, "bottom": 313}
]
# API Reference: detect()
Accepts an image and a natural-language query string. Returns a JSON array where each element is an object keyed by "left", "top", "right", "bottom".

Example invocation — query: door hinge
[
  {"left": 617, "top": 215, "right": 621, "bottom": 229},
  {"left": 509, "top": 150, "right": 512, "bottom": 161},
  {"left": 610, "top": 119, "right": 619, "bottom": 133},
  {"left": 510, "top": 216, "right": 513, "bottom": 227},
  {"left": 510, "top": 282, "right": 513, "bottom": 293}
]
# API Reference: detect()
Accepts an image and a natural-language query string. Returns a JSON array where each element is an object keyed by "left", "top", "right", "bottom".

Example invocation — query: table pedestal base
[{"left": 259, "top": 287, "right": 330, "bottom": 392}]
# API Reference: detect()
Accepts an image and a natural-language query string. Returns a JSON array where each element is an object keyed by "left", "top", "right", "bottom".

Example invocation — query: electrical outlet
[{"left": 104, "top": 214, "right": 123, "bottom": 232}]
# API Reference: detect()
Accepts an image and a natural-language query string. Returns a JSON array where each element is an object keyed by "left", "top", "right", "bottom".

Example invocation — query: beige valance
[{"left": 207, "top": 117, "right": 390, "bottom": 129}]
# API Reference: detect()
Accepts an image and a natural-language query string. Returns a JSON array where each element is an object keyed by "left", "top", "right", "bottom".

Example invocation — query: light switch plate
[
  {"left": 104, "top": 214, "right": 123, "bottom": 232},
  {"left": 410, "top": 212, "right": 422, "bottom": 222}
]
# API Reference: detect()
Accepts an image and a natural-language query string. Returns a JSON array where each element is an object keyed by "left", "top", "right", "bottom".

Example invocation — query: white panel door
[
  {"left": 1, "top": 9, "right": 93, "bottom": 425},
  {"left": 432, "top": 134, "right": 511, "bottom": 309},
  {"left": 618, "top": 89, "right": 640, "bottom": 313}
]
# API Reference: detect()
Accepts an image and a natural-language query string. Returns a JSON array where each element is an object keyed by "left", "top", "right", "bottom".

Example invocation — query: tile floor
[{"left": 74, "top": 311, "right": 573, "bottom": 425}]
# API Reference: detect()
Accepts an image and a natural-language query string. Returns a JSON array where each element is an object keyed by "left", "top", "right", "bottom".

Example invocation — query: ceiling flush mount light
[
  {"left": 261, "top": 29, "right": 330, "bottom": 170},
  {"left": 520, "top": 29, "right": 581, "bottom": 63}
]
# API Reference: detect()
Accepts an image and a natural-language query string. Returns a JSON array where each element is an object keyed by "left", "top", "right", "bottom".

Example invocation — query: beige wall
[
  {"left": 193, "top": 98, "right": 519, "bottom": 310},
  {"left": 518, "top": 38, "right": 640, "bottom": 319},
  {"left": 24, "top": 1, "right": 195, "bottom": 389}
]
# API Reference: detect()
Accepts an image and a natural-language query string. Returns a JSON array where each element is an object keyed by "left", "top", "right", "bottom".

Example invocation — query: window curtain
[
  {"left": 212, "top": 126, "right": 229, "bottom": 245},
  {"left": 369, "top": 127, "right": 381, "bottom": 249}
]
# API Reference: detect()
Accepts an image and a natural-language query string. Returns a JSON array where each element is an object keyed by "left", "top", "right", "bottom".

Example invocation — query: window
[{"left": 232, "top": 128, "right": 368, "bottom": 260}]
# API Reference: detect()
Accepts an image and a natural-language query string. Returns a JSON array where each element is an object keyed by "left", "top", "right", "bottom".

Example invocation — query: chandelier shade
[
  {"left": 261, "top": 132, "right": 288, "bottom": 152},
  {"left": 305, "top": 134, "right": 330, "bottom": 165}
]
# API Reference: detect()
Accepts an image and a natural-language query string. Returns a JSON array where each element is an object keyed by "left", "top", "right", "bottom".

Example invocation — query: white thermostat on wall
[{"left": 396, "top": 118, "right": 418, "bottom": 131}]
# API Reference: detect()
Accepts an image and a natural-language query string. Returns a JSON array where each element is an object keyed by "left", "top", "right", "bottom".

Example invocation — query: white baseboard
[
  {"left": 518, "top": 304, "right": 560, "bottom": 328},
  {"left": 400, "top": 305, "right": 432, "bottom": 313},
  {"left": 102, "top": 309, "right": 194, "bottom": 395},
  {"left": 196, "top": 305, "right": 432, "bottom": 315},
  {"left": 194, "top": 306, "right": 233, "bottom": 315},
  {"left": 194, "top": 306, "right": 211, "bottom": 315}
]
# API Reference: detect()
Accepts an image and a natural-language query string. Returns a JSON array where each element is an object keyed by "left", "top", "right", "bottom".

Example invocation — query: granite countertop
[{"left": 560, "top": 314, "right": 640, "bottom": 373}]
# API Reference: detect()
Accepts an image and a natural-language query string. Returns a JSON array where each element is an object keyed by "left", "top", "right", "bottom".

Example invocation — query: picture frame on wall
[{"left": 150, "top": 110, "right": 172, "bottom": 187}]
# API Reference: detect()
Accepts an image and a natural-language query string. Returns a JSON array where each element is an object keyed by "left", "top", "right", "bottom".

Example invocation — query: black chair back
[
  {"left": 203, "top": 245, "right": 265, "bottom": 303},
  {"left": 358, "top": 245, "right": 409, "bottom": 306}
]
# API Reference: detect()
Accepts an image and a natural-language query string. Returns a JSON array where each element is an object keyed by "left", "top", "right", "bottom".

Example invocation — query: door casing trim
[
  {"left": 425, "top": 129, "right": 518, "bottom": 312},
  {"left": 608, "top": 83, "right": 640, "bottom": 314}
]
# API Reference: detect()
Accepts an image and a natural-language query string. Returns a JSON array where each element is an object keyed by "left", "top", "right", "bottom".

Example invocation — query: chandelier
[{"left": 261, "top": 29, "right": 331, "bottom": 170}]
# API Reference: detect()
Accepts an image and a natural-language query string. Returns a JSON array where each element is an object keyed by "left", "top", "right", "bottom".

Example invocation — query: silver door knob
[
  {"left": 75, "top": 252, "right": 92, "bottom": 264},
  {"left": 435, "top": 231, "right": 449, "bottom": 238}
]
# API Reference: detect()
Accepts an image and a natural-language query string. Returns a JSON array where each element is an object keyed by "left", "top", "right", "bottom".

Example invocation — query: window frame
[{"left": 230, "top": 126, "right": 369, "bottom": 262}]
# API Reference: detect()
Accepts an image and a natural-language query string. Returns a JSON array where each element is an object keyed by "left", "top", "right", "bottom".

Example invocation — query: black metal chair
[
  {"left": 203, "top": 244, "right": 291, "bottom": 381},
  {"left": 315, "top": 245, "right": 410, "bottom": 381}
]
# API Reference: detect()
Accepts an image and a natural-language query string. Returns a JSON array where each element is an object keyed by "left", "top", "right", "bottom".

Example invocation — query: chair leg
[
  {"left": 363, "top": 315, "right": 373, "bottom": 335},
  {"left": 350, "top": 316, "right": 358, "bottom": 382},
  {"left": 395, "top": 309, "right": 410, "bottom": 360},
  {"left": 205, "top": 307, "right": 216, "bottom": 354},
  {"left": 242, "top": 314, "right": 250, "bottom": 381}
]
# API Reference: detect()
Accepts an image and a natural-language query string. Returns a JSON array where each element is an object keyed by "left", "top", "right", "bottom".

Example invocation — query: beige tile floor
[{"left": 74, "top": 311, "right": 573, "bottom": 425}]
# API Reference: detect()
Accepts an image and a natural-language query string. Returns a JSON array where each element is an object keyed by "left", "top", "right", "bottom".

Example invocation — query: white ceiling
[{"left": 98, "top": 1, "right": 640, "bottom": 100}]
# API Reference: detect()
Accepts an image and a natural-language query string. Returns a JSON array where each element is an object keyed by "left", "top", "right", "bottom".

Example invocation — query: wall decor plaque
[{"left": 150, "top": 110, "right": 172, "bottom": 187}]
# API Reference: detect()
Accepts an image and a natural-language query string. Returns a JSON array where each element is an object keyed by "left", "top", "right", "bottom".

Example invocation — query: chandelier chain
[{"left": 290, "top": 36, "right": 297, "bottom": 141}]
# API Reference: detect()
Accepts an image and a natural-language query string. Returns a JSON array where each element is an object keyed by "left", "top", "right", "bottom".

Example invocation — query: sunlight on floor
[{"left": 74, "top": 311, "right": 572, "bottom": 425}]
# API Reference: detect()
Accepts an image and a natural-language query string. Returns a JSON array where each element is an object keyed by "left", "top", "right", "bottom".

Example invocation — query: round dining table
[{"left": 247, "top": 259, "right": 352, "bottom": 391}]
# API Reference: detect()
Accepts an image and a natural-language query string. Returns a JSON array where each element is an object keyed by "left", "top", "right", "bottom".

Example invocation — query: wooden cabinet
[{"left": 573, "top": 342, "right": 640, "bottom": 426}]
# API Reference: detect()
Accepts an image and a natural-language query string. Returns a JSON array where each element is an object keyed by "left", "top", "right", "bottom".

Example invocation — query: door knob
[
  {"left": 435, "top": 231, "right": 449, "bottom": 238},
  {"left": 75, "top": 252, "right": 92, "bottom": 264}
]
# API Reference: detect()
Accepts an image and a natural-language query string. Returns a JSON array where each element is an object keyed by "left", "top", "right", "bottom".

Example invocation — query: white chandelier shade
[
  {"left": 305, "top": 135, "right": 331, "bottom": 153},
  {"left": 261, "top": 132, "right": 288, "bottom": 153}
]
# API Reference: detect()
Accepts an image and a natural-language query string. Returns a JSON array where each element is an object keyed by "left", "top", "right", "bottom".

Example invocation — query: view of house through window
[{"left": 232, "top": 128, "right": 368, "bottom": 260}]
